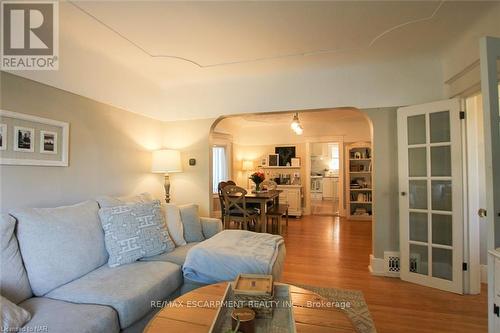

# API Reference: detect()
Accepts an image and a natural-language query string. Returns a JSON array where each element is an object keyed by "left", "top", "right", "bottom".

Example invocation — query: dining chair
[
  {"left": 260, "top": 180, "right": 279, "bottom": 209},
  {"left": 218, "top": 180, "right": 236, "bottom": 228},
  {"left": 260, "top": 179, "right": 278, "bottom": 191},
  {"left": 221, "top": 185, "right": 259, "bottom": 231}
]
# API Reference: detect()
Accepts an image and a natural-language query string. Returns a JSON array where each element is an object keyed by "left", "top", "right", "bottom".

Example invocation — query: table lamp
[
  {"left": 152, "top": 149, "right": 182, "bottom": 203},
  {"left": 242, "top": 160, "right": 254, "bottom": 189}
]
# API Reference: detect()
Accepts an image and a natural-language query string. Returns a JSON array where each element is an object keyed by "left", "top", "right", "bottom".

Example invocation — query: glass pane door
[
  {"left": 398, "top": 99, "right": 463, "bottom": 294},
  {"left": 407, "top": 111, "right": 453, "bottom": 280}
]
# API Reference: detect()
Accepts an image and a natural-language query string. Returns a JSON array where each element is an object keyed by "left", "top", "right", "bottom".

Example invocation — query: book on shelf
[{"left": 350, "top": 192, "right": 372, "bottom": 202}]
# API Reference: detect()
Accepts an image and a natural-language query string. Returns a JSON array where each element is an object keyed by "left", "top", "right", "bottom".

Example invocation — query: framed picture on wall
[
  {"left": 14, "top": 126, "right": 35, "bottom": 152},
  {"left": 267, "top": 154, "right": 279, "bottom": 167},
  {"left": 0, "top": 124, "right": 6, "bottom": 151},
  {"left": 40, "top": 130, "right": 57, "bottom": 154},
  {"left": 0, "top": 110, "right": 69, "bottom": 166}
]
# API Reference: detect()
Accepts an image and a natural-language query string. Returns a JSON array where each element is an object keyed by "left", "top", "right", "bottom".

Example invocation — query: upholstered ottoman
[{"left": 180, "top": 230, "right": 286, "bottom": 293}]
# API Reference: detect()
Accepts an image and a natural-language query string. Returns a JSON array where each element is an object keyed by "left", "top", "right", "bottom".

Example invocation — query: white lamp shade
[
  {"left": 242, "top": 160, "right": 254, "bottom": 171},
  {"left": 152, "top": 149, "right": 182, "bottom": 173}
]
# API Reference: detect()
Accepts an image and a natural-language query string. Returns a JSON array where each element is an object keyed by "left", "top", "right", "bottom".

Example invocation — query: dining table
[{"left": 228, "top": 189, "right": 282, "bottom": 233}]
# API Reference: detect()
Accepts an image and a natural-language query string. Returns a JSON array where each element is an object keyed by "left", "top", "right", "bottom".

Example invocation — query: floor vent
[{"left": 384, "top": 251, "right": 400, "bottom": 277}]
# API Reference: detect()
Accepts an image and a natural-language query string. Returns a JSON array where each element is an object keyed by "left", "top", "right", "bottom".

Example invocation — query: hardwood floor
[{"left": 279, "top": 215, "right": 488, "bottom": 333}]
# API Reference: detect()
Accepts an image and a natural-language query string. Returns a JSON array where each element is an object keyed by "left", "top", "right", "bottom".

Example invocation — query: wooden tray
[{"left": 208, "top": 284, "right": 296, "bottom": 333}]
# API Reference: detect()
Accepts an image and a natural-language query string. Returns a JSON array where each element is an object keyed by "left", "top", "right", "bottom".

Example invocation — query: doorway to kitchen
[{"left": 310, "top": 142, "right": 341, "bottom": 216}]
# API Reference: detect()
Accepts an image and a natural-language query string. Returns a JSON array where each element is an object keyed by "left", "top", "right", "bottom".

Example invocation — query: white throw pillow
[
  {"left": 162, "top": 204, "right": 187, "bottom": 246},
  {"left": 1, "top": 295, "right": 31, "bottom": 330}
]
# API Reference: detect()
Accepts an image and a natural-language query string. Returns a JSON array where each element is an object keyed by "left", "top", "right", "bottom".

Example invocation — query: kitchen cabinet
[
  {"left": 277, "top": 185, "right": 302, "bottom": 217},
  {"left": 322, "top": 177, "right": 338, "bottom": 199}
]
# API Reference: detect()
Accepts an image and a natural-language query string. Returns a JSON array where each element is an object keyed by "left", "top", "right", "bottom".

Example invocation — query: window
[
  {"left": 212, "top": 146, "right": 228, "bottom": 193},
  {"left": 328, "top": 143, "right": 340, "bottom": 174}
]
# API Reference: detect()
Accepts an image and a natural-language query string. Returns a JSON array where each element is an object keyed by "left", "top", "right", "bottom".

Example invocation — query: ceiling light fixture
[{"left": 290, "top": 113, "right": 303, "bottom": 135}]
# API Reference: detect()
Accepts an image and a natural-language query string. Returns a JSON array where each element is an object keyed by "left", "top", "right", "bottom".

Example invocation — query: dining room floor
[{"left": 279, "top": 215, "right": 488, "bottom": 333}]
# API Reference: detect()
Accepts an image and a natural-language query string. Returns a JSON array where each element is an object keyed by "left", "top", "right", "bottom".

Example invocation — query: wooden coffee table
[{"left": 144, "top": 282, "right": 356, "bottom": 333}]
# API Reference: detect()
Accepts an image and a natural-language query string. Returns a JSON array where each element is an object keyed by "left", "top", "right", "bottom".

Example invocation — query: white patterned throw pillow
[
  {"left": 1, "top": 295, "right": 31, "bottom": 330},
  {"left": 98, "top": 200, "right": 175, "bottom": 267}
]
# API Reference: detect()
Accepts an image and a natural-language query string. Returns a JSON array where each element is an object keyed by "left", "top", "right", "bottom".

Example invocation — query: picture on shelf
[
  {"left": 40, "top": 130, "right": 57, "bottom": 154},
  {"left": 267, "top": 154, "right": 279, "bottom": 167},
  {"left": 0, "top": 124, "right": 6, "bottom": 150},
  {"left": 275, "top": 146, "right": 296, "bottom": 166},
  {"left": 14, "top": 126, "right": 35, "bottom": 152}
]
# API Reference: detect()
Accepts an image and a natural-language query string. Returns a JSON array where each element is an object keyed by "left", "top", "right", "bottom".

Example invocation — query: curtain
[{"left": 212, "top": 146, "right": 228, "bottom": 193}]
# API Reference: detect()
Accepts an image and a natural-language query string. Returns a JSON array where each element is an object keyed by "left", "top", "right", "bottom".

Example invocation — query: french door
[
  {"left": 479, "top": 36, "right": 500, "bottom": 333},
  {"left": 397, "top": 99, "right": 464, "bottom": 294}
]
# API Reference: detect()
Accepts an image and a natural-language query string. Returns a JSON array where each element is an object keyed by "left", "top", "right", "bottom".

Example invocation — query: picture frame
[
  {"left": 40, "top": 130, "right": 57, "bottom": 154},
  {"left": 0, "top": 110, "right": 69, "bottom": 166},
  {"left": 14, "top": 126, "right": 35, "bottom": 152},
  {"left": 0, "top": 123, "right": 6, "bottom": 151},
  {"left": 267, "top": 154, "right": 279, "bottom": 167},
  {"left": 275, "top": 146, "right": 296, "bottom": 166},
  {"left": 260, "top": 157, "right": 267, "bottom": 166}
]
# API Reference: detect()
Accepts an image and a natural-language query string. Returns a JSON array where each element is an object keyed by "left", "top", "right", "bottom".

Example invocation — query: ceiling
[
  {"left": 220, "top": 108, "right": 366, "bottom": 128},
  {"left": 9, "top": 1, "right": 497, "bottom": 121}
]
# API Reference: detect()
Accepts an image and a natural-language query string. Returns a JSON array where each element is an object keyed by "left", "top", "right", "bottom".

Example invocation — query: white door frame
[
  {"left": 398, "top": 98, "right": 464, "bottom": 294},
  {"left": 479, "top": 36, "right": 500, "bottom": 333},
  {"left": 464, "top": 94, "right": 486, "bottom": 295},
  {"left": 304, "top": 135, "right": 345, "bottom": 216}
]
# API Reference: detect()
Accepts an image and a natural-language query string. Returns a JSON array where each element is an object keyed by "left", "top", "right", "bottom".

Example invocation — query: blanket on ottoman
[{"left": 182, "top": 230, "right": 284, "bottom": 284}]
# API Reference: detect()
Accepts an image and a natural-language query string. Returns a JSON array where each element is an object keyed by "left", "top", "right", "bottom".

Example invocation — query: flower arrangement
[{"left": 249, "top": 171, "right": 265, "bottom": 191}]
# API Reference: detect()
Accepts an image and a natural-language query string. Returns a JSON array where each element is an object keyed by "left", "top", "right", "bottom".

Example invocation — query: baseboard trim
[
  {"left": 369, "top": 254, "right": 386, "bottom": 276},
  {"left": 481, "top": 264, "right": 488, "bottom": 284}
]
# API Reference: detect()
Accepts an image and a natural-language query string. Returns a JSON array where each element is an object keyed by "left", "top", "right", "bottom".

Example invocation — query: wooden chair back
[
  {"left": 218, "top": 180, "right": 236, "bottom": 218},
  {"left": 261, "top": 180, "right": 278, "bottom": 191},
  {"left": 221, "top": 185, "right": 250, "bottom": 218}
]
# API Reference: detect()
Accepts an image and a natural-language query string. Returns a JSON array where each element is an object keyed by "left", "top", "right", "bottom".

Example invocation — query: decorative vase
[{"left": 255, "top": 182, "right": 262, "bottom": 192}]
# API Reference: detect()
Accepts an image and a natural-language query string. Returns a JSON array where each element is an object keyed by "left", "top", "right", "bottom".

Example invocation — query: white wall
[
  {"left": 162, "top": 118, "right": 215, "bottom": 216},
  {"left": 441, "top": 2, "right": 500, "bottom": 97},
  {"left": 361, "top": 108, "right": 399, "bottom": 258},
  {"left": 162, "top": 55, "right": 444, "bottom": 120},
  {"left": 0, "top": 73, "right": 165, "bottom": 211}
]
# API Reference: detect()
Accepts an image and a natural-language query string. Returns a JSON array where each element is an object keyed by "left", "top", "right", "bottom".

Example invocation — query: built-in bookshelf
[{"left": 345, "top": 142, "right": 372, "bottom": 221}]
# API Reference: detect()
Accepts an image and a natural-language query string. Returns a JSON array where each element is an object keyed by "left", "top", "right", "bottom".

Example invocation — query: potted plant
[{"left": 249, "top": 171, "right": 265, "bottom": 192}]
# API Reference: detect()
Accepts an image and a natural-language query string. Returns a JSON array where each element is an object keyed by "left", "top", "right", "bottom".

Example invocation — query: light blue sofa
[{"left": 0, "top": 200, "right": 223, "bottom": 333}]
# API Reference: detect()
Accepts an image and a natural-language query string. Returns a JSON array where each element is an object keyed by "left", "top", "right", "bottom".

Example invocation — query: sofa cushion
[
  {"left": 0, "top": 214, "right": 32, "bottom": 304},
  {"left": 98, "top": 200, "right": 175, "bottom": 267},
  {"left": 162, "top": 204, "right": 187, "bottom": 246},
  {"left": 20, "top": 297, "right": 120, "bottom": 333},
  {"left": 179, "top": 204, "right": 205, "bottom": 242},
  {"left": 46, "top": 261, "right": 182, "bottom": 329},
  {"left": 96, "top": 192, "right": 153, "bottom": 208},
  {"left": 12, "top": 200, "right": 108, "bottom": 296},
  {"left": 200, "top": 217, "right": 224, "bottom": 239},
  {"left": 1, "top": 295, "right": 31, "bottom": 331},
  {"left": 141, "top": 242, "right": 199, "bottom": 266}
]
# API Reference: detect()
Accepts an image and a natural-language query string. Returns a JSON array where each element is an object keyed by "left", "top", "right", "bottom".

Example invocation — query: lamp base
[{"left": 164, "top": 174, "right": 171, "bottom": 203}]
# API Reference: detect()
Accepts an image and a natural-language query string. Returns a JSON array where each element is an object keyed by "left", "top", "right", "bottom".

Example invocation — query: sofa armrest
[{"left": 200, "top": 217, "right": 223, "bottom": 239}]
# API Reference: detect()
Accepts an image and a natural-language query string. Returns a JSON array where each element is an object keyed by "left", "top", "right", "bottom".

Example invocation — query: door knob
[
  {"left": 401, "top": 192, "right": 406, "bottom": 196},
  {"left": 478, "top": 208, "right": 487, "bottom": 218}
]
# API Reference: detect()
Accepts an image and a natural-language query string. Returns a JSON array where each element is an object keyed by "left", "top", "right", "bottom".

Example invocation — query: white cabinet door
[{"left": 323, "top": 178, "right": 334, "bottom": 199}]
